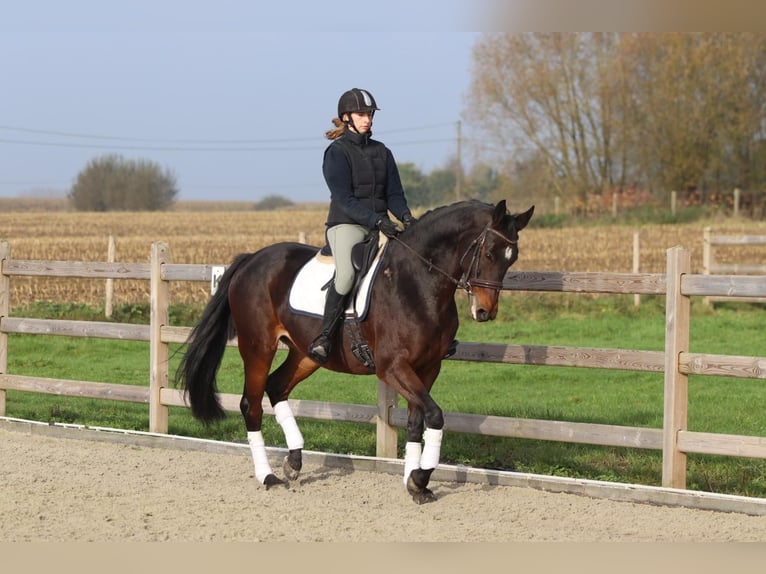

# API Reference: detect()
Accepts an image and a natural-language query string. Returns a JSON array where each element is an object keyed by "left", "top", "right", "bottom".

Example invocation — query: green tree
[
  {"left": 398, "top": 162, "right": 431, "bottom": 208},
  {"left": 504, "top": 152, "right": 562, "bottom": 214},
  {"left": 68, "top": 154, "right": 178, "bottom": 211},
  {"left": 465, "top": 163, "right": 506, "bottom": 203},
  {"left": 426, "top": 167, "right": 457, "bottom": 206}
]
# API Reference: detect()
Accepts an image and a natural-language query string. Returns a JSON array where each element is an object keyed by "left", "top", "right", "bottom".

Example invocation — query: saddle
[{"left": 288, "top": 232, "right": 386, "bottom": 371}]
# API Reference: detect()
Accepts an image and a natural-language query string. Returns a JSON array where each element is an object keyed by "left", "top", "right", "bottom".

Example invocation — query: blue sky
[
  {"left": 2, "top": 1, "right": 757, "bottom": 203},
  {"left": 1, "top": 1, "right": 482, "bottom": 202}
]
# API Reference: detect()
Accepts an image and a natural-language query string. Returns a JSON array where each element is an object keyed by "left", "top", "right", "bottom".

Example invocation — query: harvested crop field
[{"left": 1, "top": 207, "right": 763, "bottom": 307}]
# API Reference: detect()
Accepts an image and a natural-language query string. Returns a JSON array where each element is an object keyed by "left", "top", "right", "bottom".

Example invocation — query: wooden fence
[
  {"left": 702, "top": 227, "right": 766, "bottom": 304},
  {"left": 1, "top": 240, "right": 765, "bottom": 493}
]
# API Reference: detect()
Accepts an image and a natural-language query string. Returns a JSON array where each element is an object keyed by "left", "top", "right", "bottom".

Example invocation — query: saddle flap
[{"left": 351, "top": 230, "right": 382, "bottom": 275}]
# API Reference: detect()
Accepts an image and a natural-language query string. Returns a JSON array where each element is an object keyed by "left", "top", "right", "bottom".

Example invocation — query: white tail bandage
[
  {"left": 403, "top": 441, "right": 422, "bottom": 485},
  {"left": 420, "top": 427, "right": 443, "bottom": 470},
  {"left": 247, "top": 431, "right": 273, "bottom": 484},
  {"left": 274, "top": 401, "right": 304, "bottom": 451}
]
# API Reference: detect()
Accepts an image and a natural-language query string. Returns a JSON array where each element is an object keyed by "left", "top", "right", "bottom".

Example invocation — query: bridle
[
  {"left": 390, "top": 225, "right": 518, "bottom": 295},
  {"left": 458, "top": 226, "right": 518, "bottom": 293}
]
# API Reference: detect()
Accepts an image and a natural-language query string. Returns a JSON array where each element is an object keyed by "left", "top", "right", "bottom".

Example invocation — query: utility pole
[{"left": 455, "top": 120, "right": 462, "bottom": 201}]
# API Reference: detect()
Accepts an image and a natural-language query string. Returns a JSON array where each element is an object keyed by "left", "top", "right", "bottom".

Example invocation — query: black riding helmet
[{"left": 337, "top": 88, "right": 380, "bottom": 120}]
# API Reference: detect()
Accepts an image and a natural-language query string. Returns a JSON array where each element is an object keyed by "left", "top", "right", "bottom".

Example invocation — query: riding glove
[
  {"left": 402, "top": 213, "right": 417, "bottom": 229},
  {"left": 376, "top": 216, "right": 399, "bottom": 238}
]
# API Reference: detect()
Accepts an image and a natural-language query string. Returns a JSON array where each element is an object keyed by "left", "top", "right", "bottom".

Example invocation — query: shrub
[
  {"left": 68, "top": 154, "right": 178, "bottom": 211},
  {"left": 254, "top": 195, "right": 294, "bottom": 211}
]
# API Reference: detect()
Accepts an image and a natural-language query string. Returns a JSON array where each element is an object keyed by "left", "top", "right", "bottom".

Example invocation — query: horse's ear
[
  {"left": 514, "top": 205, "right": 535, "bottom": 231},
  {"left": 492, "top": 200, "right": 508, "bottom": 226}
]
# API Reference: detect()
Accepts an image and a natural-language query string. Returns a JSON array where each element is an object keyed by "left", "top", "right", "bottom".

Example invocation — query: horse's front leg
[
  {"left": 403, "top": 405, "right": 425, "bottom": 487},
  {"left": 404, "top": 396, "right": 444, "bottom": 505}
]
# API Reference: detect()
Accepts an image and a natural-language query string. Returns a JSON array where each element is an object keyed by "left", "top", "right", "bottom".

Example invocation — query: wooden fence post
[
  {"left": 702, "top": 227, "right": 712, "bottom": 306},
  {"left": 0, "top": 241, "right": 9, "bottom": 416},
  {"left": 150, "top": 241, "right": 170, "bottom": 434},
  {"left": 105, "top": 234, "right": 116, "bottom": 318},
  {"left": 633, "top": 230, "right": 640, "bottom": 307},
  {"left": 376, "top": 379, "right": 398, "bottom": 458},
  {"left": 662, "top": 246, "right": 690, "bottom": 489}
]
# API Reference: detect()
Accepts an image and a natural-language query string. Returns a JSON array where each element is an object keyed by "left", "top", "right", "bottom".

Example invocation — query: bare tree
[
  {"left": 467, "top": 33, "right": 766, "bottom": 214},
  {"left": 467, "top": 33, "right": 625, "bottom": 205}
]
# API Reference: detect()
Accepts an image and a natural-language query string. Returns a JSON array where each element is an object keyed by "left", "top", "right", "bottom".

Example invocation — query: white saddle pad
[{"left": 288, "top": 238, "right": 387, "bottom": 321}]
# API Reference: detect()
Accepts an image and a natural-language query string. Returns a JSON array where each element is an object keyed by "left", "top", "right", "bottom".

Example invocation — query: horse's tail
[{"left": 174, "top": 252, "right": 252, "bottom": 424}]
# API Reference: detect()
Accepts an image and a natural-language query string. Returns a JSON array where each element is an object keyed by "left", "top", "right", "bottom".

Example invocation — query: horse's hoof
[
  {"left": 263, "top": 474, "right": 288, "bottom": 490},
  {"left": 283, "top": 455, "right": 301, "bottom": 481},
  {"left": 411, "top": 488, "right": 437, "bottom": 505},
  {"left": 406, "top": 475, "right": 437, "bottom": 504}
]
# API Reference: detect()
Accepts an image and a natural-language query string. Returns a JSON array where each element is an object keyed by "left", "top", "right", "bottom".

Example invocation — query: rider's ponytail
[{"left": 325, "top": 117, "right": 345, "bottom": 140}]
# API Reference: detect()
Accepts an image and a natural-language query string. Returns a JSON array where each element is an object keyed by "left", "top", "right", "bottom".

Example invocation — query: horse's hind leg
[
  {"left": 266, "top": 348, "right": 320, "bottom": 481},
  {"left": 239, "top": 344, "right": 288, "bottom": 490},
  {"left": 273, "top": 401, "right": 303, "bottom": 481}
]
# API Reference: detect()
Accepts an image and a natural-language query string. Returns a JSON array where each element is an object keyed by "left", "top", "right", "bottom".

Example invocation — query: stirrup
[{"left": 308, "top": 336, "right": 330, "bottom": 364}]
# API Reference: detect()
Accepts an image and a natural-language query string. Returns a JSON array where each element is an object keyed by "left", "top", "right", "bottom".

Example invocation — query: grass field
[
  {"left": 1, "top": 201, "right": 765, "bottom": 496},
  {"left": 4, "top": 297, "right": 766, "bottom": 497}
]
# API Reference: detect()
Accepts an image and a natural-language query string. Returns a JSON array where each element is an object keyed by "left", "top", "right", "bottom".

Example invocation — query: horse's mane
[
  {"left": 404, "top": 200, "right": 493, "bottom": 240},
  {"left": 417, "top": 199, "right": 489, "bottom": 220}
]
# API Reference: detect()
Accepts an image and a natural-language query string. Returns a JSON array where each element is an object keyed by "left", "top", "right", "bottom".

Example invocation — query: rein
[{"left": 390, "top": 225, "right": 517, "bottom": 294}]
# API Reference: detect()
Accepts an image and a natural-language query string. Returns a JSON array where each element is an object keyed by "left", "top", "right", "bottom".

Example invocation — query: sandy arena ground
[{"left": 2, "top": 427, "right": 766, "bottom": 542}]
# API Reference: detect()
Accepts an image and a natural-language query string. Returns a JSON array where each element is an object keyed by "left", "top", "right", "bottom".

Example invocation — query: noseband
[{"left": 391, "top": 225, "right": 517, "bottom": 295}]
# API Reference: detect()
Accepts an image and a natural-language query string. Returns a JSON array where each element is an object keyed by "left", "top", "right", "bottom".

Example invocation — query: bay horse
[{"left": 175, "top": 199, "right": 534, "bottom": 504}]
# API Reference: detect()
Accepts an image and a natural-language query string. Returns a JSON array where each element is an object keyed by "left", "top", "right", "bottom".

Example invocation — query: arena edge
[{"left": 1, "top": 240, "right": 766, "bottom": 503}]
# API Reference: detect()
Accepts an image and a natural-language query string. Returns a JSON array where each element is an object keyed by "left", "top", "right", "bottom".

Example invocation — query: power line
[
  {"left": 0, "top": 125, "right": 320, "bottom": 145},
  {"left": 0, "top": 121, "right": 463, "bottom": 192},
  {"left": 0, "top": 122, "right": 457, "bottom": 147},
  {"left": 0, "top": 137, "right": 324, "bottom": 152},
  {"left": 0, "top": 135, "right": 456, "bottom": 153}
]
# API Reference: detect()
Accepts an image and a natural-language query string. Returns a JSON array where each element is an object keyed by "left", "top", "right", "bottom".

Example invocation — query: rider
[{"left": 307, "top": 87, "right": 416, "bottom": 364}]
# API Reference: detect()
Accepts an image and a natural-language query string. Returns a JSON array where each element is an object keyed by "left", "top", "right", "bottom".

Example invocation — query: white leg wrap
[
  {"left": 274, "top": 401, "right": 304, "bottom": 451},
  {"left": 247, "top": 431, "right": 273, "bottom": 484},
  {"left": 420, "top": 427, "right": 443, "bottom": 470},
  {"left": 403, "top": 441, "right": 422, "bottom": 485}
]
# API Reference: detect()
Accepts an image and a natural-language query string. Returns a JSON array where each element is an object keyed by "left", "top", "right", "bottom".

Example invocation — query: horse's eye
[{"left": 485, "top": 251, "right": 494, "bottom": 262}]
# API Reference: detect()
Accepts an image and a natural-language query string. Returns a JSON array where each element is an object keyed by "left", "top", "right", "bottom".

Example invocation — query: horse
[{"left": 175, "top": 199, "right": 534, "bottom": 504}]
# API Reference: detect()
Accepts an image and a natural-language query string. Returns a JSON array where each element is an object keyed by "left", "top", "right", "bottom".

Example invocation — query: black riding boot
[{"left": 307, "top": 284, "right": 348, "bottom": 364}]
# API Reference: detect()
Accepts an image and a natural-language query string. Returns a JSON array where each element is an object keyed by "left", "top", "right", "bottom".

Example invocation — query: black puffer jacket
[{"left": 323, "top": 127, "right": 412, "bottom": 229}]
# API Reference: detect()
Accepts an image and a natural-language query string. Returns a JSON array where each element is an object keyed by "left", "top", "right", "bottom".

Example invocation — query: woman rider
[{"left": 307, "top": 87, "right": 416, "bottom": 364}]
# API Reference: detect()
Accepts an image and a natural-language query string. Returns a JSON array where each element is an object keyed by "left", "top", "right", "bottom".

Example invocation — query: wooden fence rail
[
  {"left": 702, "top": 227, "right": 766, "bottom": 304},
  {"left": 1, "top": 240, "right": 765, "bottom": 493}
]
